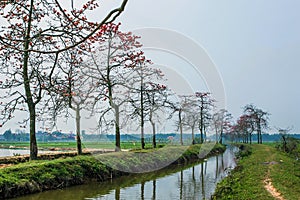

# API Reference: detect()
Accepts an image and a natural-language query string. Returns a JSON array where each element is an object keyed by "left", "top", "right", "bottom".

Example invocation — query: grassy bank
[
  {"left": 213, "top": 144, "right": 300, "bottom": 200},
  {"left": 0, "top": 143, "right": 225, "bottom": 199}
]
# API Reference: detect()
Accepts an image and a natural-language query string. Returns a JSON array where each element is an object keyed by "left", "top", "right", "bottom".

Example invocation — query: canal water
[
  {"left": 12, "top": 147, "right": 237, "bottom": 200},
  {"left": 0, "top": 149, "right": 53, "bottom": 157}
]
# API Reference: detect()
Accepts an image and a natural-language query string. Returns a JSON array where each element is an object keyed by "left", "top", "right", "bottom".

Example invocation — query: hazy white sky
[{"left": 114, "top": 0, "right": 300, "bottom": 133}]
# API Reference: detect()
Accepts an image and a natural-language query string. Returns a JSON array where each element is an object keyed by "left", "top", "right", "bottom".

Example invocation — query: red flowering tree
[
  {"left": 235, "top": 114, "right": 255, "bottom": 143},
  {"left": 243, "top": 104, "right": 269, "bottom": 144},
  {"left": 0, "top": 0, "right": 128, "bottom": 159}
]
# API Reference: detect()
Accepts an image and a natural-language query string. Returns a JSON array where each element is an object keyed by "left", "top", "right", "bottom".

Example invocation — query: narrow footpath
[
  {"left": 213, "top": 144, "right": 300, "bottom": 200},
  {"left": 262, "top": 146, "right": 285, "bottom": 200}
]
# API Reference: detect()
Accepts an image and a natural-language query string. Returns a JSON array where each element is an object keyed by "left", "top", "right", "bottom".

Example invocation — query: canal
[
  {"left": 0, "top": 149, "right": 53, "bottom": 157},
  {"left": 11, "top": 146, "right": 237, "bottom": 200}
]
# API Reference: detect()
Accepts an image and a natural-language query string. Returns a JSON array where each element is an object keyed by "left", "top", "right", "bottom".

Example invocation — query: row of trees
[
  {"left": 0, "top": 1, "right": 271, "bottom": 160},
  {"left": 227, "top": 104, "right": 270, "bottom": 144},
  {"left": 0, "top": 0, "right": 129, "bottom": 159},
  {"left": 0, "top": 1, "right": 233, "bottom": 159}
]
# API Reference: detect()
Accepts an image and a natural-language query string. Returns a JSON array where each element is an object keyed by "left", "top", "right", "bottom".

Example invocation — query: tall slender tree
[
  {"left": 129, "top": 59, "right": 167, "bottom": 149},
  {"left": 146, "top": 83, "right": 171, "bottom": 148},
  {"left": 195, "top": 92, "right": 215, "bottom": 143},
  {"left": 169, "top": 95, "right": 195, "bottom": 145},
  {"left": 84, "top": 23, "right": 143, "bottom": 151},
  {"left": 60, "top": 50, "right": 99, "bottom": 154},
  {"left": 212, "top": 109, "right": 232, "bottom": 144}
]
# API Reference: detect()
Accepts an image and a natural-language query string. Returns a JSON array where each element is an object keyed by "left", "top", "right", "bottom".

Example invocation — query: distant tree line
[
  {"left": 225, "top": 104, "right": 270, "bottom": 144},
  {"left": 1, "top": 129, "right": 75, "bottom": 142}
]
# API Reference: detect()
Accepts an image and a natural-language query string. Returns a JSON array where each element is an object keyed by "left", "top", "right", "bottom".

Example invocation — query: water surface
[
  {"left": 0, "top": 149, "right": 54, "bottom": 157},
  {"left": 12, "top": 147, "right": 237, "bottom": 200}
]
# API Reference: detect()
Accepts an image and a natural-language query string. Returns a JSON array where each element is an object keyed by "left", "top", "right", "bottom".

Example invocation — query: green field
[
  {"left": 0, "top": 141, "right": 166, "bottom": 150},
  {"left": 213, "top": 144, "right": 300, "bottom": 200}
]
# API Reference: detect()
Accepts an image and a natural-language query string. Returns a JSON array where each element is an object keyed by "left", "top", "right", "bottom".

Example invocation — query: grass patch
[
  {"left": 269, "top": 151, "right": 300, "bottom": 200},
  {"left": 0, "top": 156, "right": 113, "bottom": 199},
  {"left": 213, "top": 144, "right": 300, "bottom": 200}
]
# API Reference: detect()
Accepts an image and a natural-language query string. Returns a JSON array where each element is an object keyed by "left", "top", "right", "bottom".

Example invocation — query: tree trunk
[
  {"left": 219, "top": 126, "right": 223, "bottom": 144},
  {"left": 24, "top": 0, "right": 38, "bottom": 160},
  {"left": 141, "top": 123, "right": 145, "bottom": 149},
  {"left": 204, "top": 126, "right": 207, "bottom": 142},
  {"left": 29, "top": 107, "right": 38, "bottom": 160},
  {"left": 191, "top": 127, "right": 195, "bottom": 145},
  {"left": 179, "top": 109, "right": 183, "bottom": 145},
  {"left": 259, "top": 133, "right": 262, "bottom": 144},
  {"left": 219, "top": 131, "right": 223, "bottom": 144},
  {"left": 200, "top": 107, "right": 204, "bottom": 144},
  {"left": 115, "top": 105, "right": 121, "bottom": 151},
  {"left": 140, "top": 80, "right": 145, "bottom": 149},
  {"left": 215, "top": 126, "right": 218, "bottom": 144},
  {"left": 151, "top": 121, "right": 156, "bottom": 148},
  {"left": 282, "top": 135, "right": 287, "bottom": 152},
  {"left": 258, "top": 124, "right": 262, "bottom": 144},
  {"left": 76, "top": 105, "right": 82, "bottom": 155},
  {"left": 257, "top": 120, "right": 262, "bottom": 144}
]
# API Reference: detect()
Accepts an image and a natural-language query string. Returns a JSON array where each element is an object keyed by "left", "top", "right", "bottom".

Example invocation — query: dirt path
[
  {"left": 264, "top": 170, "right": 285, "bottom": 200},
  {"left": 263, "top": 146, "right": 285, "bottom": 200}
]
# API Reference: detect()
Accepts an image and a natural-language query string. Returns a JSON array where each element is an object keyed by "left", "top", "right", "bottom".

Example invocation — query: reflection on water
[{"left": 12, "top": 146, "right": 237, "bottom": 200}]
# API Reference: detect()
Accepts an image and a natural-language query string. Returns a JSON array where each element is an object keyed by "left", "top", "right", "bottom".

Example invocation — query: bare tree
[
  {"left": 61, "top": 53, "right": 99, "bottom": 154},
  {"left": 146, "top": 84, "right": 172, "bottom": 148},
  {"left": 129, "top": 60, "right": 167, "bottom": 149},
  {"left": 275, "top": 126, "right": 293, "bottom": 153},
  {"left": 183, "top": 108, "right": 199, "bottom": 144},
  {"left": 195, "top": 92, "right": 215, "bottom": 143},
  {"left": 212, "top": 109, "right": 232, "bottom": 144},
  {"left": 84, "top": 23, "right": 143, "bottom": 151},
  {"left": 169, "top": 95, "right": 195, "bottom": 145},
  {"left": 177, "top": 95, "right": 200, "bottom": 145}
]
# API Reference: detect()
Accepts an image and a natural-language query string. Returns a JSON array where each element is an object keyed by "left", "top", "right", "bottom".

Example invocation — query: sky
[
  {"left": 1, "top": 0, "right": 300, "bottom": 134},
  {"left": 112, "top": 0, "right": 300, "bottom": 133}
]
